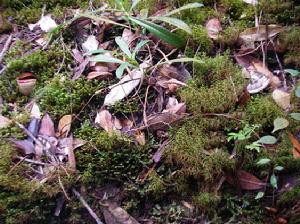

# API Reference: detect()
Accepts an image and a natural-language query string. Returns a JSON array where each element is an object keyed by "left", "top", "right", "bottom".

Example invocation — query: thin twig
[
  {"left": 72, "top": 188, "right": 104, "bottom": 224},
  {"left": 14, "top": 156, "right": 52, "bottom": 166},
  {"left": 0, "top": 35, "right": 13, "bottom": 64}
]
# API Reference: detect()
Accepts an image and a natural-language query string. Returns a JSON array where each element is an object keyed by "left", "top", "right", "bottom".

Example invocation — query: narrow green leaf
[
  {"left": 270, "top": 174, "right": 278, "bottom": 189},
  {"left": 156, "top": 57, "right": 204, "bottom": 66},
  {"left": 128, "top": 16, "right": 184, "bottom": 48},
  {"left": 164, "top": 3, "right": 204, "bottom": 17},
  {"left": 285, "top": 69, "right": 300, "bottom": 77},
  {"left": 130, "top": 0, "right": 142, "bottom": 11},
  {"left": 290, "top": 113, "right": 300, "bottom": 121},
  {"left": 90, "top": 54, "right": 124, "bottom": 64},
  {"left": 274, "top": 166, "right": 284, "bottom": 171},
  {"left": 272, "top": 117, "right": 289, "bottom": 133},
  {"left": 255, "top": 135, "right": 277, "bottom": 144},
  {"left": 255, "top": 191, "right": 265, "bottom": 200},
  {"left": 150, "top": 16, "right": 192, "bottom": 34},
  {"left": 84, "top": 49, "right": 110, "bottom": 56},
  {"left": 296, "top": 86, "right": 300, "bottom": 98},
  {"left": 256, "top": 158, "right": 271, "bottom": 165},
  {"left": 116, "top": 62, "right": 129, "bottom": 79},
  {"left": 132, "top": 40, "right": 150, "bottom": 58},
  {"left": 115, "top": 36, "right": 132, "bottom": 58}
]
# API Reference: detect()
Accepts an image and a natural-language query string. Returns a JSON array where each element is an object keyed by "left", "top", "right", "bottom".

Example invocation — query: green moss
[
  {"left": 193, "top": 192, "right": 220, "bottom": 212},
  {"left": 244, "top": 95, "right": 284, "bottom": 130},
  {"left": 180, "top": 54, "right": 245, "bottom": 113}
]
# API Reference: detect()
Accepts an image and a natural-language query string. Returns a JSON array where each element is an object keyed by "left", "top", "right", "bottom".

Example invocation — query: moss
[
  {"left": 193, "top": 192, "right": 220, "bottom": 212},
  {"left": 244, "top": 95, "right": 284, "bottom": 130},
  {"left": 180, "top": 54, "right": 245, "bottom": 113}
]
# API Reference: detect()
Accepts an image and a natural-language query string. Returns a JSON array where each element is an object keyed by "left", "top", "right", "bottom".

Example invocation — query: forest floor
[{"left": 0, "top": 0, "right": 300, "bottom": 223}]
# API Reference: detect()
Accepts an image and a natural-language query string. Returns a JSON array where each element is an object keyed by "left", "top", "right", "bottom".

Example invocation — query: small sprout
[
  {"left": 270, "top": 174, "right": 278, "bottom": 189},
  {"left": 274, "top": 166, "right": 284, "bottom": 171},
  {"left": 290, "top": 113, "right": 300, "bottom": 121},
  {"left": 255, "top": 191, "right": 265, "bottom": 200},
  {"left": 296, "top": 86, "right": 300, "bottom": 98},
  {"left": 256, "top": 158, "right": 271, "bottom": 165},
  {"left": 245, "top": 142, "right": 262, "bottom": 153}
]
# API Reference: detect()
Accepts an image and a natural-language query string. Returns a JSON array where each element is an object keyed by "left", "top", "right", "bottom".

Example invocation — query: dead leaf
[
  {"left": 272, "top": 89, "right": 291, "bottom": 110},
  {"left": 17, "top": 72, "right": 36, "bottom": 96},
  {"left": 156, "top": 78, "right": 186, "bottom": 93},
  {"left": 0, "top": 115, "right": 11, "bottom": 128},
  {"left": 206, "top": 18, "right": 222, "bottom": 40},
  {"left": 25, "top": 101, "right": 41, "bottom": 119},
  {"left": 239, "top": 25, "right": 284, "bottom": 43},
  {"left": 87, "top": 71, "right": 113, "bottom": 80},
  {"left": 122, "top": 28, "right": 136, "bottom": 47},
  {"left": 57, "top": 115, "right": 72, "bottom": 138},
  {"left": 287, "top": 132, "right": 300, "bottom": 159},
  {"left": 65, "top": 136, "right": 76, "bottom": 171},
  {"left": 72, "top": 58, "right": 90, "bottom": 80},
  {"left": 29, "top": 14, "right": 57, "bottom": 32},
  {"left": 246, "top": 70, "right": 270, "bottom": 94},
  {"left": 95, "top": 109, "right": 116, "bottom": 134},
  {"left": 134, "top": 130, "right": 146, "bottom": 145},
  {"left": 72, "top": 49, "right": 84, "bottom": 63},
  {"left": 147, "top": 112, "right": 185, "bottom": 131},
  {"left": 251, "top": 60, "right": 280, "bottom": 88},
  {"left": 227, "top": 170, "right": 266, "bottom": 190},
  {"left": 163, "top": 102, "right": 186, "bottom": 114},
  {"left": 277, "top": 217, "right": 288, "bottom": 224},
  {"left": 39, "top": 113, "right": 55, "bottom": 137},
  {"left": 104, "top": 69, "right": 143, "bottom": 106},
  {"left": 11, "top": 139, "right": 35, "bottom": 155},
  {"left": 82, "top": 35, "right": 99, "bottom": 53}
]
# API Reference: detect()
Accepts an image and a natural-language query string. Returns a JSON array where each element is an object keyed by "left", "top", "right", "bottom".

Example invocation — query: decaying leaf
[
  {"left": 25, "top": 101, "right": 41, "bottom": 119},
  {"left": 82, "top": 35, "right": 99, "bottom": 53},
  {"left": 0, "top": 115, "right": 11, "bottom": 128},
  {"left": 246, "top": 70, "right": 270, "bottom": 94},
  {"left": 87, "top": 71, "right": 113, "bottom": 80},
  {"left": 288, "top": 132, "right": 300, "bottom": 159},
  {"left": 95, "top": 109, "right": 117, "bottom": 134},
  {"left": 239, "top": 25, "right": 284, "bottom": 43},
  {"left": 147, "top": 112, "right": 184, "bottom": 131},
  {"left": 11, "top": 139, "right": 35, "bottom": 155},
  {"left": 237, "top": 170, "right": 266, "bottom": 190},
  {"left": 272, "top": 88, "right": 291, "bottom": 110},
  {"left": 29, "top": 14, "right": 58, "bottom": 32},
  {"left": 206, "top": 18, "right": 222, "bottom": 40},
  {"left": 134, "top": 130, "right": 146, "bottom": 145},
  {"left": 39, "top": 113, "right": 55, "bottom": 137},
  {"left": 104, "top": 69, "right": 143, "bottom": 106},
  {"left": 57, "top": 115, "right": 72, "bottom": 138}
]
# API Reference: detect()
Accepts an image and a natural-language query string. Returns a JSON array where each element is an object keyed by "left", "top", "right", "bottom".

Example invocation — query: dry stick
[
  {"left": 15, "top": 156, "right": 52, "bottom": 166},
  {"left": 0, "top": 35, "right": 12, "bottom": 64},
  {"left": 72, "top": 188, "right": 104, "bottom": 224}
]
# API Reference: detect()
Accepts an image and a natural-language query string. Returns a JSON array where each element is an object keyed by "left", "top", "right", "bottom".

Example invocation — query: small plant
[{"left": 227, "top": 124, "right": 260, "bottom": 142}]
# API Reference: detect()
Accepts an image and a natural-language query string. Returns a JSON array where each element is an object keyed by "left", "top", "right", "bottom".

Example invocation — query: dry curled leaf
[
  {"left": 11, "top": 139, "right": 35, "bottom": 155},
  {"left": 29, "top": 14, "right": 57, "bottom": 32},
  {"left": 57, "top": 115, "right": 72, "bottom": 138},
  {"left": 39, "top": 113, "right": 55, "bottom": 137},
  {"left": 147, "top": 112, "right": 184, "bottom": 131},
  {"left": 272, "top": 89, "right": 291, "bottom": 110},
  {"left": 287, "top": 132, "right": 300, "bottom": 159},
  {"left": 206, "top": 18, "right": 222, "bottom": 40},
  {"left": 227, "top": 170, "right": 266, "bottom": 190},
  {"left": 82, "top": 35, "right": 99, "bottom": 53},
  {"left": 87, "top": 71, "right": 113, "bottom": 80},
  {"left": 239, "top": 25, "right": 284, "bottom": 43},
  {"left": 95, "top": 109, "right": 116, "bottom": 134}
]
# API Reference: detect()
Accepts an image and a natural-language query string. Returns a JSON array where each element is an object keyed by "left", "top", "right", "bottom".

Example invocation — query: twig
[
  {"left": 0, "top": 35, "right": 12, "bottom": 64},
  {"left": 72, "top": 188, "right": 104, "bottom": 224},
  {"left": 14, "top": 156, "right": 52, "bottom": 166}
]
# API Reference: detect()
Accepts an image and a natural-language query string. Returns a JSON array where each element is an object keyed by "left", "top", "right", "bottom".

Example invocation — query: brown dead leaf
[
  {"left": 163, "top": 102, "right": 186, "bottom": 115},
  {"left": 0, "top": 115, "right": 11, "bottom": 128},
  {"left": 57, "top": 115, "right": 72, "bottom": 138},
  {"left": 239, "top": 25, "right": 284, "bottom": 43},
  {"left": 206, "top": 18, "right": 222, "bottom": 40},
  {"left": 147, "top": 112, "right": 185, "bottom": 131},
  {"left": 272, "top": 89, "right": 291, "bottom": 110},
  {"left": 251, "top": 60, "right": 280, "bottom": 88},
  {"left": 11, "top": 139, "right": 35, "bottom": 155},
  {"left": 95, "top": 109, "right": 115, "bottom": 134},
  {"left": 87, "top": 71, "right": 113, "bottom": 80},
  {"left": 227, "top": 170, "right": 266, "bottom": 190},
  {"left": 134, "top": 130, "right": 146, "bottom": 145},
  {"left": 277, "top": 217, "right": 288, "bottom": 224},
  {"left": 39, "top": 113, "right": 55, "bottom": 137},
  {"left": 287, "top": 132, "right": 300, "bottom": 159}
]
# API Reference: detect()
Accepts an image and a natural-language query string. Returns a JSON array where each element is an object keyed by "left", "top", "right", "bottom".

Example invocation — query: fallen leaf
[
  {"left": 163, "top": 102, "right": 186, "bottom": 114},
  {"left": 147, "top": 112, "right": 184, "bottom": 131},
  {"left": 57, "top": 115, "right": 72, "bottom": 138},
  {"left": 272, "top": 89, "right": 291, "bottom": 110},
  {"left": 72, "top": 58, "right": 90, "bottom": 80},
  {"left": 242, "top": 0, "right": 258, "bottom": 5},
  {"left": 95, "top": 109, "right": 116, "bottom": 133},
  {"left": 206, "top": 18, "right": 222, "bottom": 40},
  {"left": 0, "top": 115, "right": 11, "bottom": 128},
  {"left": 11, "top": 139, "right": 35, "bottom": 155},
  {"left": 104, "top": 69, "right": 143, "bottom": 106},
  {"left": 237, "top": 170, "right": 266, "bottom": 190},
  {"left": 25, "top": 101, "right": 41, "bottom": 119},
  {"left": 17, "top": 72, "right": 36, "bottom": 96},
  {"left": 239, "top": 25, "right": 284, "bottom": 43},
  {"left": 134, "top": 130, "right": 146, "bottom": 145},
  {"left": 290, "top": 113, "right": 300, "bottom": 121},
  {"left": 246, "top": 70, "right": 270, "bottom": 94},
  {"left": 82, "top": 35, "right": 99, "bottom": 53},
  {"left": 277, "top": 217, "right": 288, "bottom": 224},
  {"left": 256, "top": 135, "right": 277, "bottom": 144},
  {"left": 87, "top": 71, "right": 113, "bottom": 80},
  {"left": 39, "top": 113, "right": 55, "bottom": 137},
  {"left": 272, "top": 117, "right": 289, "bottom": 133},
  {"left": 287, "top": 132, "right": 300, "bottom": 159},
  {"left": 29, "top": 14, "right": 57, "bottom": 32}
]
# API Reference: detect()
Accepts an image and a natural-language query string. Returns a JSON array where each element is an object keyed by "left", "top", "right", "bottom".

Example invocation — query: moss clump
[
  {"left": 244, "top": 95, "right": 284, "bottom": 130},
  {"left": 193, "top": 192, "right": 220, "bottom": 212},
  {"left": 180, "top": 54, "right": 245, "bottom": 113},
  {"left": 75, "top": 121, "right": 151, "bottom": 184}
]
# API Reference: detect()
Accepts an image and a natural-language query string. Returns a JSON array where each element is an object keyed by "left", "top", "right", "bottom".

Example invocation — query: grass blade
[
  {"left": 164, "top": 3, "right": 204, "bottom": 17},
  {"left": 151, "top": 16, "right": 192, "bottom": 34},
  {"left": 128, "top": 16, "right": 184, "bottom": 48},
  {"left": 116, "top": 62, "right": 129, "bottom": 79},
  {"left": 90, "top": 54, "right": 124, "bottom": 64},
  {"left": 132, "top": 40, "right": 150, "bottom": 58},
  {"left": 115, "top": 36, "right": 132, "bottom": 58}
]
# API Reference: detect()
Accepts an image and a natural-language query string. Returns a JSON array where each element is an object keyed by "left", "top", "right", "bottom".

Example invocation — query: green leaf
[
  {"left": 84, "top": 49, "right": 110, "bottom": 56},
  {"left": 150, "top": 16, "right": 192, "bottom": 34},
  {"left": 130, "top": 0, "right": 142, "bottom": 11},
  {"left": 164, "top": 3, "right": 204, "bottom": 17},
  {"left": 296, "top": 86, "right": 300, "bottom": 98},
  {"left": 115, "top": 36, "right": 132, "bottom": 58},
  {"left": 116, "top": 62, "right": 129, "bottom": 79},
  {"left": 270, "top": 174, "right": 278, "bottom": 189},
  {"left": 256, "top": 158, "right": 271, "bottom": 165},
  {"left": 255, "top": 191, "right": 265, "bottom": 200},
  {"left": 156, "top": 57, "right": 203, "bottom": 66},
  {"left": 290, "top": 113, "right": 300, "bottom": 121},
  {"left": 272, "top": 117, "right": 289, "bottom": 133},
  {"left": 128, "top": 16, "right": 184, "bottom": 48},
  {"left": 255, "top": 135, "right": 277, "bottom": 144},
  {"left": 132, "top": 40, "right": 150, "bottom": 59},
  {"left": 274, "top": 166, "right": 284, "bottom": 171},
  {"left": 285, "top": 69, "right": 300, "bottom": 77},
  {"left": 90, "top": 54, "right": 124, "bottom": 64}
]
